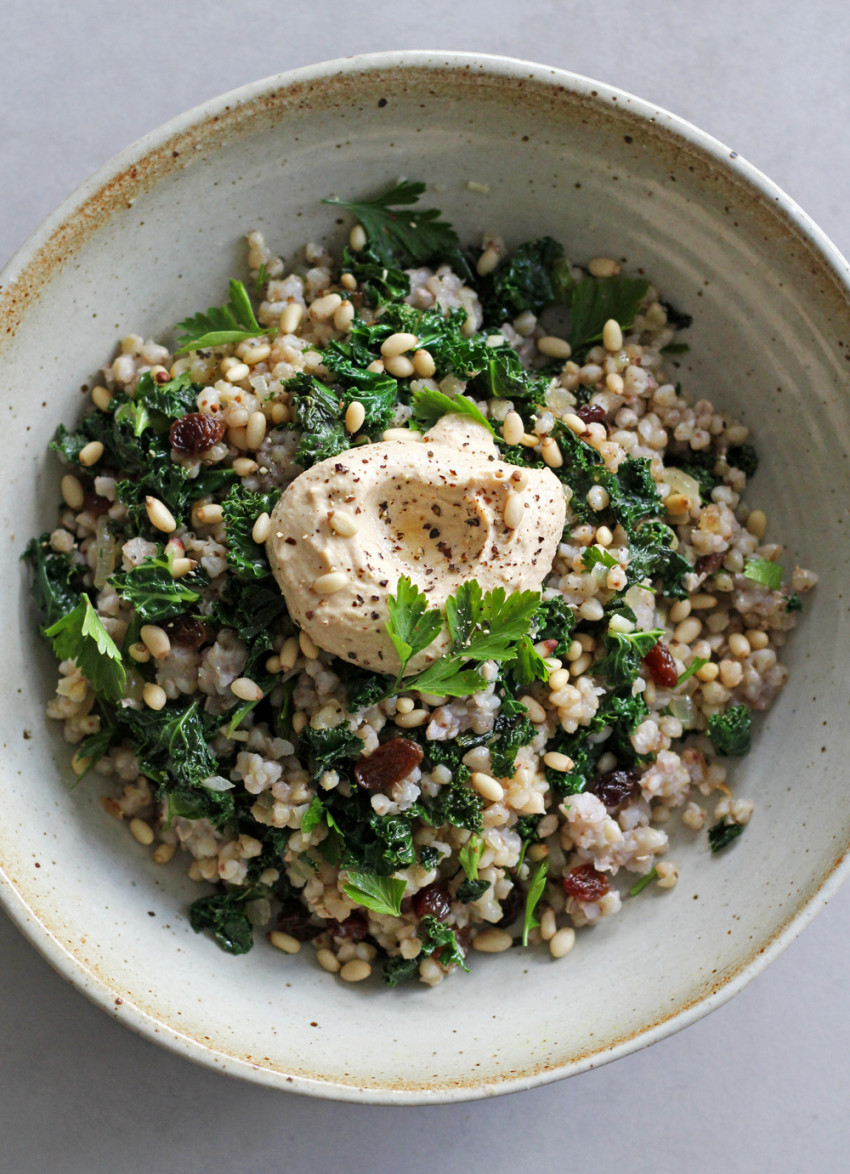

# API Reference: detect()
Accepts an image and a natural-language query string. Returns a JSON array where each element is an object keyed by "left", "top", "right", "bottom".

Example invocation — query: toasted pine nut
[
  {"left": 340, "top": 959, "right": 372, "bottom": 982},
  {"left": 345, "top": 401, "right": 366, "bottom": 433},
  {"left": 231, "top": 677, "right": 264, "bottom": 702},
  {"left": 502, "top": 411, "right": 524, "bottom": 446},
  {"left": 299, "top": 630, "right": 319, "bottom": 659},
  {"left": 145, "top": 496, "right": 177, "bottom": 533},
  {"left": 232, "top": 457, "right": 258, "bottom": 476},
  {"left": 333, "top": 300, "right": 355, "bottom": 332},
  {"left": 313, "top": 571, "right": 348, "bottom": 595},
  {"left": 472, "top": 928, "right": 513, "bottom": 953},
  {"left": 129, "top": 818, "right": 155, "bottom": 846},
  {"left": 413, "top": 349, "right": 436, "bottom": 377},
  {"left": 142, "top": 683, "right": 167, "bottom": 711},
  {"left": 246, "top": 411, "right": 267, "bottom": 450},
  {"left": 280, "top": 302, "right": 303, "bottom": 334},
  {"left": 317, "top": 948, "right": 341, "bottom": 973},
  {"left": 543, "top": 751, "right": 574, "bottom": 772},
  {"left": 329, "top": 510, "right": 358, "bottom": 537},
  {"left": 349, "top": 224, "right": 367, "bottom": 252},
  {"left": 541, "top": 437, "right": 563, "bottom": 468},
  {"left": 602, "top": 319, "right": 623, "bottom": 351},
  {"left": 269, "top": 931, "right": 301, "bottom": 954},
  {"left": 504, "top": 491, "right": 524, "bottom": 530},
  {"left": 394, "top": 709, "right": 429, "bottom": 729},
  {"left": 91, "top": 385, "right": 112, "bottom": 411},
  {"left": 549, "top": 927, "right": 576, "bottom": 959},
  {"left": 140, "top": 624, "right": 171, "bottom": 659},
  {"left": 280, "top": 635, "right": 300, "bottom": 670},
  {"left": 381, "top": 332, "right": 418, "bottom": 359},
  {"left": 79, "top": 440, "right": 104, "bottom": 467},
  {"left": 470, "top": 772, "right": 504, "bottom": 803},
  {"left": 153, "top": 842, "right": 176, "bottom": 864},
  {"left": 384, "top": 354, "right": 415, "bottom": 379},
  {"left": 252, "top": 512, "right": 271, "bottom": 544},
  {"left": 537, "top": 335, "right": 571, "bottom": 360},
  {"left": 60, "top": 474, "right": 85, "bottom": 510},
  {"left": 309, "top": 292, "right": 342, "bottom": 321}
]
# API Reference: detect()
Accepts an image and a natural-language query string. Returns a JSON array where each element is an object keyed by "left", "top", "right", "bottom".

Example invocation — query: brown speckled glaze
[{"left": 2, "top": 52, "right": 850, "bottom": 1103}]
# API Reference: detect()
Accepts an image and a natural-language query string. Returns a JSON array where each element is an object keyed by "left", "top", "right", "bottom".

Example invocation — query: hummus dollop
[{"left": 266, "top": 416, "right": 566, "bottom": 674}]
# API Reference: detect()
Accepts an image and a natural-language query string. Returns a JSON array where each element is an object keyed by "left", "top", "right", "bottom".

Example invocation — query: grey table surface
[{"left": 2, "top": 2, "right": 848, "bottom": 1171}]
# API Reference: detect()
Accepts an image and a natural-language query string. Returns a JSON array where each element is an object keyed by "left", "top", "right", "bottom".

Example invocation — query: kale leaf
[
  {"left": 481, "top": 236, "right": 564, "bottom": 324},
  {"left": 221, "top": 485, "right": 281, "bottom": 579},
  {"left": 301, "top": 722, "right": 363, "bottom": 777},
  {"left": 429, "top": 766, "right": 484, "bottom": 833},
  {"left": 340, "top": 244, "right": 410, "bottom": 306},
  {"left": 23, "top": 535, "right": 85, "bottom": 627},
  {"left": 626, "top": 521, "right": 692, "bottom": 599},
  {"left": 189, "top": 890, "right": 255, "bottom": 954},
  {"left": 287, "top": 373, "right": 349, "bottom": 466},
  {"left": 382, "top": 914, "right": 468, "bottom": 986},
  {"left": 108, "top": 549, "right": 209, "bottom": 624},
  {"left": 707, "top": 705, "right": 753, "bottom": 756},
  {"left": 708, "top": 821, "right": 745, "bottom": 853}
]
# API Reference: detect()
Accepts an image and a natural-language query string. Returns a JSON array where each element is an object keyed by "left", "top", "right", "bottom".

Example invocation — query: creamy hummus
[{"left": 266, "top": 416, "right": 566, "bottom": 674}]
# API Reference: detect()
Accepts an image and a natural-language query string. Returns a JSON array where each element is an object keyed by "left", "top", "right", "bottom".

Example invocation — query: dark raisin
[
  {"left": 169, "top": 412, "right": 226, "bottom": 454},
  {"left": 644, "top": 642, "right": 679, "bottom": 688},
  {"left": 82, "top": 490, "right": 111, "bottom": 517},
  {"left": 495, "top": 884, "right": 524, "bottom": 928},
  {"left": 353, "top": 738, "right": 424, "bottom": 796},
  {"left": 563, "top": 863, "right": 610, "bottom": 901},
  {"left": 695, "top": 550, "right": 725, "bottom": 577},
  {"left": 326, "top": 912, "right": 369, "bottom": 941},
  {"left": 165, "top": 614, "right": 210, "bottom": 651},
  {"left": 590, "top": 767, "right": 640, "bottom": 811},
  {"left": 412, "top": 882, "right": 452, "bottom": 921},
  {"left": 277, "top": 900, "right": 322, "bottom": 941},
  {"left": 576, "top": 403, "right": 608, "bottom": 428}
]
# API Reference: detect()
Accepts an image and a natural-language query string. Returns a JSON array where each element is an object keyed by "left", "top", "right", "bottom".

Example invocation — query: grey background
[{"left": 2, "top": 2, "right": 848, "bottom": 1171}]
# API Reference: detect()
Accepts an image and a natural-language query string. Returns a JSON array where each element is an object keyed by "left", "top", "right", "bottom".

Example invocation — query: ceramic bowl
[{"left": 2, "top": 52, "right": 849, "bottom": 1103}]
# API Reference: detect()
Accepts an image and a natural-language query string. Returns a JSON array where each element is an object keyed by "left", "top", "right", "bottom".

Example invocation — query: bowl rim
[{"left": 2, "top": 48, "right": 849, "bottom": 1104}]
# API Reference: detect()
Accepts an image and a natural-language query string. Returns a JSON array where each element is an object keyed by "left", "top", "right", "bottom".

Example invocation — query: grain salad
[{"left": 25, "top": 181, "right": 817, "bottom": 987}]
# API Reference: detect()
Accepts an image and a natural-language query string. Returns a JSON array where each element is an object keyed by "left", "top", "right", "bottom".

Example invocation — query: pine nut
[
  {"left": 669, "top": 599, "right": 691, "bottom": 622},
  {"left": 548, "top": 668, "right": 570, "bottom": 690},
  {"left": 333, "top": 300, "right": 355, "bottom": 332},
  {"left": 381, "top": 332, "right": 418, "bottom": 359},
  {"left": 746, "top": 630, "right": 769, "bottom": 650},
  {"left": 395, "top": 696, "right": 415, "bottom": 714},
  {"left": 233, "top": 457, "right": 258, "bottom": 476},
  {"left": 549, "top": 927, "right": 576, "bottom": 959},
  {"left": 602, "top": 319, "right": 623, "bottom": 351},
  {"left": 690, "top": 593, "right": 717, "bottom": 610},
  {"left": 695, "top": 661, "right": 719, "bottom": 682},
  {"left": 537, "top": 335, "right": 571, "bottom": 360},
  {"left": 78, "top": 440, "right": 104, "bottom": 467},
  {"left": 140, "top": 624, "right": 171, "bottom": 659},
  {"left": 265, "top": 655, "right": 281, "bottom": 674},
  {"left": 504, "top": 491, "right": 524, "bottom": 530},
  {"left": 570, "top": 652, "right": 592, "bottom": 676},
  {"left": 340, "top": 272, "right": 357, "bottom": 291},
  {"left": 413, "top": 349, "right": 436, "bottom": 377},
  {"left": 510, "top": 467, "right": 529, "bottom": 490},
  {"left": 246, "top": 411, "right": 267, "bottom": 450},
  {"left": 143, "top": 683, "right": 167, "bottom": 711},
  {"left": 231, "top": 677, "right": 264, "bottom": 702},
  {"left": 299, "top": 630, "right": 319, "bottom": 659},
  {"left": 595, "top": 525, "right": 613, "bottom": 547},
  {"left": 269, "top": 931, "right": 301, "bottom": 954},
  {"left": 719, "top": 659, "right": 744, "bottom": 688},
  {"left": 170, "top": 557, "right": 194, "bottom": 578},
  {"left": 145, "top": 496, "right": 177, "bottom": 533},
  {"left": 588, "top": 257, "right": 620, "bottom": 277},
  {"left": 540, "top": 908, "right": 557, "bottom": 941},
  {"left": 240, "top": 343, "right": 271, "bottom": 364},
  {"left": 665, "top": 493, "right": 692, "bottom": 515},
  {"left": 252, "top": 512, "right": 271, "bottom": 544},
  {"left": 153, "top": 842, "right": 176, "bottom": 864},
  {"left": 606, "top": 372, "right": 625, "bottom": 394},
  {"left": 502, "top": 411, "right": 524, "bottom": 446},
  {"left": 91, "top": 385, "right": 112, "bottom": 411},
  {"left": 128, "top": 642, "right": 150, "bottom": 663},
  {"left": 541, "top": 437, "right": 563, "bottom": 468},
  {"left": 674, "top": 617, "right": 702, "bottom": 645},
  {"left": 309, "top": 292, "right": 342, "bottom": 321},
  {"left": 366, "top": 359, "right": 385, "bottom": 374},
  {"left": 470, "top": 772, "right": 504, "bottom": 803},
  {"left": 345, "top": 401, "right": 366, "bottom": 433},
  {"left": 129, "top": 818, "right": 154, "bottom": 846},
  {"left": 60, "top": 474, "right": 85, "bottom": 510},
  {"left": 394, "top": 709, "right": 429, "bottom": 729},
  {"left": 520, "top": 432, "right": 540, "bottom": 447},
  {"left": 746, "top": 509, "right": 767, "bottom": 539},
  {"left": 349, "top": 224, "right": 367, "bottom": 252},
  {"left": 563, "top": 413, "right": 587, "bottom": 435},
  {"left": 519, "top": 695, "right": 546, "bottom": 723},
  {"left": 384, "top": 354, "right": 415, "bottom": 379},
  {"left": 194, "top": 502, "right": 224, "bottom": 526},
  {"left": 476, "top": 247, "right": 500, "bottom": 276},
  {"left": 316, "top": 948, "right": 341, "bottom": 973},
  {"left": 329, "top": 510, "right": 358, "bottom": 537},
  {"left": 543, "top": 751, "right": 575, "bottom": 772},
  {"left": 728, "top": 633, "right": 751, "bottom": 658},
  {"left": 225, "top": 362, "right": 250, "bottom": 384},
  {"left": 280, "top": 302, "right": 303, "bottom": 334},
  {"left": 312, "top": 571, "right": 348, "bottom": 595},
  {"left": 472, "top": 928, "right": 513, "bottom": 953},
  {"left": 280, "top": 635, "right": 300, "bottom": 670},
  {"left": 340, "top": 959, "right": 371, "bottom": 982}
]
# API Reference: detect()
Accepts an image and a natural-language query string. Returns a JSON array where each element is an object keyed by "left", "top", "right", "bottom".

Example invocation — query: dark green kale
[
  {"left": 301, "top": 722, "right": 363, "bottom": 778},
  {"left": 108, "top": 549, "right": 209, "bottom": 624},
  {"left": 189, "top": 890, "right": 255, "bottom": 955},
  {"left": 606, "top": 457, "right": 662, "bottom": 534},
  {"left": 728, "top": 443, "right": 759, "bottom": 479},
  {"left": 665, "top": 447, "right": 721, "bottom": 503},
  {"left": 785, "top": 593, "right": 803, "bottom": 613},
  {"left": 419, "top": 845, "right": 441, "bottom": 871},
  {"left": 480, "top": 237, "right": 564, "bottom": 324},
  {"left": 659, "top": 299, "right": 693, "bottom": 332},
  {"left": 287, "top": 373, "right": 349, "bottom": 466},
  {"left": 429, "top": 766, "right": 484, "bottom": 833},
  {"left": 457, "top": 878, "right": 490, "bottom": 903},
  {"left": 515, "top": 813, "right": 543, "bottom": 844},
  {"left": 708, "top": 820, "right": 745, "bottom": 853},
  {"left": 72, "top": 720, "right": 118, "bottom": 776},
  {"left": 489, "top": 700, "right": 535, "bottom": 778},
  {"left": 551, "top": 427, "right": 659, "bottom": 536},
  {"left": 595, "top": 629, "right": 663, "bottom": 688},
  {"left": 208, "top": 577, "right": 288, "bottom": 648},
  {"left": 339, "top": 244, "right": 410, "bottom": 306},
  {"left": 707, "top": 705, "right": 753, "bottom": 756},
  {"left": 344, "top": 668, "right": 389, "bottom": 711},
  {"left": 543, "top": 689, "right": 650, "bottom": 795},
  {"left": 382, "top": 914, "right": 468, "bottom": 987},
  {"left": 23, "top": 535, "right": 85, "bottom": 627},
  {"left": 221, "top": 485, "right": 281, "bottom": 579},
  {"left": 323, "top": 180, "right": 459, "bottom": 268},
  {"left": 533, "top": 595, "right": 576, "bottom": 656},
  {"left": 626, "top": 521, "right": 692, "bottom": 599}
]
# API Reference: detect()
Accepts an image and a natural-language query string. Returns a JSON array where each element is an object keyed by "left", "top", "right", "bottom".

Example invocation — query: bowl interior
[{"left": 2, "top": 54, "right": 849, "bottom": 1102}]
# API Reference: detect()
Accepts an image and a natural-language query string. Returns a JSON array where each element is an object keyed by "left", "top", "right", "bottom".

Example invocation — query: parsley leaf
[
  {"left": 385, "top": 576, "right": 444, "bottom": 677},
  {"left": 446, "top": 582, "right": 541, "bottom": 662},
  {"left": 708, "top": 821, "right": 745, "bottom": 853},
  {"left": 175, "top": 279, "right": 265, "bottom": 353},
  {"left": 522, "top": 858, "right": 549, "bottom": 946},
  {"left": 43, "top": 597, "right": 125, "bottom": 701},
  {"left": 323, "top": 180, "right": 459, "bottom": 268},
  {"left": 410, "top": 386, "right": 495, "bottom": 436},
  {"left": 743, "top": 557, "right": 783, "bottom": 590},
  {"left": 564, "top": 274, "right": 650, "bottom": 357},
  {"left": 458, "top": 834, "right": 484, "bottom": 881},
  {"left": 343, "top": 870, "right": 406, "bottom": 917}
]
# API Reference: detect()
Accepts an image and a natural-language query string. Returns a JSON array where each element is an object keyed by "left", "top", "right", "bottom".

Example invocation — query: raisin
[
  {"left": 169, "top": 412, "right": 225, "bottom": 454},
  {"left": 563, "top": 863, "right": 610, "bottom": 901},
  {"left": 82, "top": 489, "right": 111, "bottom": 517},
  {"left": 695, "top": 550, "right": 725, "bottom": 577},
  {"left": 412, "top": 882, "right": 452, "bottom": 921},
  {"left": 353, "top": 738, "right": 424, "bottom": 796},
  {"left": 590, "top": 767, "right": 640, "bottom": 811},
  {"left": 277, "top": 900, "right": 322, "bottom": 942},
  {"left": 576, "top": 403, "right": 608, "bottom": 428},
  {"left": 326, "top": 911, "right": 369, "bottom": 941},
  {"left": 644, "top": 642, "right": 679, "bottom": 688},
  {"left": 164, "top": 614, "right": 210, "bottom": 651},
  {"left": 495, "top": 885, "right": 523, "bottom": 928}
]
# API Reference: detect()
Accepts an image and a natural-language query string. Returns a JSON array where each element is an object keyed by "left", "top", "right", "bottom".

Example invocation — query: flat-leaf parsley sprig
[
  {"left": 323, "top": 180, "right": 459, "bottom": 269},
  {"left": 175, "top": 279, "right": 268, "bottom": 353}
]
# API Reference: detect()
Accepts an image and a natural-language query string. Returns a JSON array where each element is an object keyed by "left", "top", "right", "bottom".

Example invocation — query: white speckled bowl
[{"left": 2, "top": 52, "right": 849, "bottom": 1103}]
